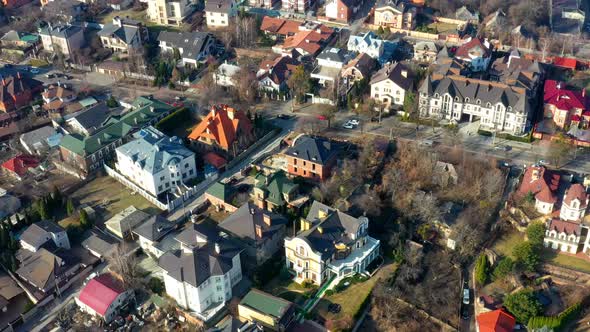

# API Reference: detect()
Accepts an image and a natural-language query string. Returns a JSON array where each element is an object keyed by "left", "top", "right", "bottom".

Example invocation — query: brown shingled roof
[
  {"left": 563, "top": 183, "right": 588, "bottom": 208},
  {"left": 517, "top": 166, "right": 560, "bottom": 204},
  {"left": 548, "top": 218, "right": 581, "bottom": 236}
]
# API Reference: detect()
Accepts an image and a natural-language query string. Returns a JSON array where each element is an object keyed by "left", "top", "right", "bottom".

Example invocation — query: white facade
[
  {"left": 163, "top": 249, "right": 242, "bottom": 320},
  {"left": 20, "top": 226, "right": 70, "bottom": 253},
  {"left": 76, "top": 289, "right": 133, "bottom": 323},
  {"left": 347, "top": 32, "right": 384, "bottom": 59},
  {"left": 205, "top": 6, "right": 235, "bottom": 28},
  {"left": 147, "top": 0, "right": 193, "bottom": 26},
  {"left": 213, "top": 62, "right": 241, "bottom": 87},
  {"left": 39, "top": 26, "right": 85, "bottom": 56},
  {"left": 371, "top": 78, "right": 407, "bottom": 107},
  {"left": 535, "top": 199, "right": 555, "bottom": 215},
  {"left": 158, "top": 33, "right": 214, "bottom": 67},
  {"left": 544, "top": 228, "right": 581, "bottom": 254},
  {"left": 138, "top": 236, "right": 165, "bottom": 258}
]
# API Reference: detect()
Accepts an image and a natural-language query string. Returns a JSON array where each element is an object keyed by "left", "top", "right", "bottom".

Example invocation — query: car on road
[
  {"left": 342, "top": 121, "right": 355, "bottom": 129},
  {"left": 29, "top": 67, "right": 40, "bottom": 74},
  {"left": 463, "top": 287, "right": 470, "bottom": 305},
  {"left": 461, "top": 305, "right": 470, "bottom": 320},
  {"left": 538, "top": 159, "right": 550, "bottom": 166},
  {"left": 494, "top": 145, "right": 511, "bottom": 151},
  {"left": 45, "top": 73, "right": 55, "bottom": 79},
  {"left": 328, "top": 303, "right": 342, "bottom": 313},
  {"left": 277, "top": 114, "right": 293, "bottom": 120},
  {"left": 419, "top": 139, "right": 434, "bottom": 146}
]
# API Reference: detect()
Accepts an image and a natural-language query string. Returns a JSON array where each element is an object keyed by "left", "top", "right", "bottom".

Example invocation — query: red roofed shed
[
  {"left": 76, "top": 274, "right": 133, "bottom": 323},
  {"left": 476, "top": 309, "right": 515, "bottom": 332},
  {"left": 1, "top": 155, "right": 38, "bottom": 180},
  {"left": 553, "top": 57, "right": 577, "bottom": 70}
]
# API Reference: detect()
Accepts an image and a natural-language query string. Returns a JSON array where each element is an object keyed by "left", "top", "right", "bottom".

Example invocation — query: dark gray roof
[
  {"left": 370, "top": 62, "right": 414, "bottom": 89},
  {"left": 297, "top": 201, "right": 365, "bottom": 258},
  {"left": 285, "top": 135, "right": 338, "bottom": 165},
  {"left": 20, "top": 221, "right": 65, "bottom": 249},
  {"left": 205, "top": 0, "right": 233, "bottom": 13},
  {"left": 38, "top": 25, "right": 82, "bottom": 39},
  {"left": 159, "top": 226, "right": 242, "bottom": 288},
  {"left": 209, "top": 316, "right": 262, "bottom": 332},
  {"left": 81, "top": 230, "right": 119, "bottom": 257},
  {"left": 69, "top": 102, "right": 110, "bottom": 134},
  {"left": 316, "top": 48, "right": 348, "bottom": 63},
  {"left": 158, "top": 31, "right": 213, "bottom": 60},
  {"left": 98, "top": 20, "right": 139, "bottom": 44},
  {"left": 175, "top": 223, "right": 221, "bottom": 248},
  {"left": 132, "top": 215, "right": 175, "bottom": 242},
  {"left": 219, "top": 203, "right": 287, "bottom": 243},
  {"left": 0, "top": 194, "right": 20, "bottom": 219}
]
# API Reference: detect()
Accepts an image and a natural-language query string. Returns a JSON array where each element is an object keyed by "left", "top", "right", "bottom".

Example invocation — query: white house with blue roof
[
  {"left": 347, "top": 31, "right": 384, "bottom": 60},
  {"left": 115, "top": 126, "right": 197, "bottom": 197}
]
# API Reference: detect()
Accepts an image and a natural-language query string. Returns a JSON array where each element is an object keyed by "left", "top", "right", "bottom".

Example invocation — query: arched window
[
  {"left": 476, "top": 99, "right": 481, "bottom": 105},
  {"left": 465, "top": 97, "right": 470, "bottom": 103}
]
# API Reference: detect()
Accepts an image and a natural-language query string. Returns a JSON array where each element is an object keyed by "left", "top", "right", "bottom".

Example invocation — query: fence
[
  {"left": 104, "top": 165, "right": 169, "bottom": 210},
  {"left": 226, "top": 129, "right": 281, "bottom": 170}
]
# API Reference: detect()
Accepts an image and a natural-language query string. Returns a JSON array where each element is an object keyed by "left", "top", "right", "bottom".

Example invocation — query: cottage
[
  {"left": 105, "top": 206, "right": 151, "bottom": 239},
  {"left": 0, "top": 73, "right": 42, "bottom": 112},
  {"left": 284, "top": 135, "right": 339, "bottom": 181},
  {"left": 132, "top": 215, "right": 176, "bottom": 258},
  {"left": 76, "top": 274, "right": 134, "bottom": 322},
  {"left": 413, "top": 41, "right": 438, "bottom": 63},
  {"left": 454, "top": 37, "right": 492, "bottom": 72},
  {"left": 476, "top": 309, "right": 515, "bottom": 332},
  {"left": 205, "top": 0, "right": 237, "bottom": 28},
  {"left": 1, "top": 155, "right": 39, "bottom": 181},
  {"left": 515, "top": 166, "right": 560, "bottom": 215},
  {"left": 252, "top": 170, "right": 307, "bottom": 211},
  {"left": 373, "top": 0, "right": 416, "bottom": 30},
  {"left": 325, "top": 0, "right": 361, "bottom": 23},
  {"left": 158, "top": 31, "right": 216, "bottom": 68},
  {"left": 20, "top": 220, "right": 70, "bottom": 253},
  {"left": 257, "top": 55, "right": 300, "bottom": 93},
  {"left": 370, "top": 62, "right": 413, "bottom": 109},
  {"left": 543, "top": 80, "right": 588, "bottom": 129},
  {"left": 38, "top": 24, "right": 85, "bottom": 56},
  {"left": 99, "top": 16, "right": 148, "bottom": 54},
  {"left": 20, "top": 126, "right": 62, "bottom": 155},
  {"left": 347, "top": 31, "right": 384, "bottom": 59}
]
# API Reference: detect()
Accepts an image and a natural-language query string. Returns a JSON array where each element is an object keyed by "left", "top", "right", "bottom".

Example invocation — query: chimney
[
  {"left": 16, "top": 72, "right": 21, "bottom": 79},
  {"left": 583, "top": 89, "right": 586, "bottom": 98},
  {"left": 149, "top": 106, "right": 155, "bottom": 112},
  {"left": 215, "top": 242, "right": 221, "bottom": 254},
  {"left": 134, "top": 117, "right": 138, "bottom": 125},
  {"left": 98, "top": 138, "right": 102, "bottom": 145},
  {"left": 263, "top": 213, "right": 272, "bottom": 227},
  {"left": 255, "top": 224, "right": 262, "bottom": 238},
  {"left": 250, "top": 207, "right": 255, "bottom": 215},
  {"left": 157, "top": 225, "right": 163, "bottom": 233}
]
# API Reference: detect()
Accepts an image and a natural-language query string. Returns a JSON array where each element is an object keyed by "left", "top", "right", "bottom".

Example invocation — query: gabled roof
[
  {"left": 239, "top": 289, "right": 294, "bottom": 319},
  {"left": 563, "top": 183, "right": 588, "bottom": 207},
  {"left": 98, "top": 18, "right": 141, "bottom": 45},
  {"left": 544, "top": 80, "right": 586, "bottom": 111},
  {"left": 206, "top": 181, "right": 233, "bottom": 202},
  {"left": 370, "top": 62, "right": 414, "bottom": 90},
  {"left": 316, "top": 47, "right": 349, "bottom": 63},
  {"left": 188, "top": 104, "right": 253, "bottom": 150},
  {"left": 516, "top": 166, "right": 560, "bottom": 204},
  {"left": 342, "top": 53, "right": 375, "bottom": 79},
  {"left": 255, "top": 171, "right": 297, "bottom": 206},
  {"left": 258, "top": 55, "right": 300, "bottom": 86},
  {"left": 476, "top": 309, "right": 515, "bottom": 332},
  {"left": 1, "top": 155, "right": 39, "bottom": 177},
  {"left": 66, "top": 102, "right": 110, "bottom": 135},
  {"left": 78, "top": 274, "right": 126, "bottom": 316},
  {"left": 20, "top": 221, "right": 65, "bottom": 249},
  {"left": 132, "top": 215, "right": 175, "bottom": 242},
  {"left": 285, "top": 135, "right": 338, "bottom": 165},
  {"left": 548, "top": 218, "right": 582, "bottom": 236},
  {"left": 260, "top": 16, "right": 289, "bottom": 34},
  {"left": 81, "top": 230, "right": 119, "bottom": 257},
  {"left": 455, "top": 37, "right": 491, "bottom": 59},
  {"left": 38, "top": 24, "right": 82, "bottom": 39},
  {"left": 105, "top": 206, "right": 151, "bottom": 237},
  {"left": 0, "top": 73, "right": 42, "bottom": 105},
  {"left": 219, "top": 202, "right": 287, "bottom": 242},
  {"left": 204, "top": 152, "right": 227, "bottom": 169},
  {"left": 158, "top": 31, "right": 213, "bottom": 60}
]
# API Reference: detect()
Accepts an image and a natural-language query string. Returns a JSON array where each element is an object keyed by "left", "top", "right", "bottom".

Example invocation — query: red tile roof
[
  {"left": 260, "top": 16, "right": 286, "bottom": 34},
  {"left": 563, "top": 183, "right": 588, "bottom": 208},
  {"left": 517, "top": 166, "right": 560, "bottom": 204},
  {"left": 258, "top": 55, "right": 300, "bottom": 85},
  {"left": 476, "top": 310, "right": 515, "bottom": 332},
  {"left": 188, "top": 104, "right": 253, "bottom": 150},
  {"left": 277, "top": 20, "right": 302, "bottom": 36},
  {"left": 548, "top": 218, "right": 582, "bottom": 236},
  {"left": 282, "top": 30, "right": 325, "bottom": 55},
  {"left": 1, "top": 155, "right": 38, "bottom": 177},
  {"left": 78, "top": 274, "right": 125, "bottom": 316},
  {"left": 204, "top": 152, "right": 227, "bottom": 169},
  {"left": 455, "top": 37, "right": 491, "bottom": 59},
  {"left": 544, "top": 80, "right": 586, "bottom": 112},
  {"left": 553, "top": 57, "right": 577, "bottom": 70}
]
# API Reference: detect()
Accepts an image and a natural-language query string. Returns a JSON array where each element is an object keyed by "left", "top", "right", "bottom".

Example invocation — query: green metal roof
[
  {"left": 79, "top": 97, "right": 98, "bottom": 108},
  {"left": 240, "top": 289, "right": 292, "bottom": 319},
  {"left": 206, "top": 181, "right": 231, "bottom": 201},
  {"left": 59, "top": 97, "right": 173, "bottom": 156},
  {"left": 255, "top": 171, "right": 296, "bottom": 206}
]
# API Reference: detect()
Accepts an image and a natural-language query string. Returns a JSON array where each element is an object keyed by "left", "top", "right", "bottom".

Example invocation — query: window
[
  {"left": 312, "top": 164, "right": 316, "bottom": 170},
  {"left": 294, "top": 167, "right": 298, "bottom": 173},
  {"left": 185, "top": 163, "right": 189, "bottom": 168},
  {"left": 158, "top": 185, "right": 163, "bottom": 191},
  {"left": 165, "top": 182, "right": 170, "bottom": 188},
  {"left": 182, "top": 173, "right": 186, "bottom": 178},
  {"left": 189, "top": 170, "right": 194, "bottom": 175},
  {"left": 303, "top": 161, "right": 306, "bottom": 166},
  {"left": 160, "top": 176, "right": 165, "bottom": 181},
  {"left": 216, "top": 286, "right": 222, "bottom": 291}
]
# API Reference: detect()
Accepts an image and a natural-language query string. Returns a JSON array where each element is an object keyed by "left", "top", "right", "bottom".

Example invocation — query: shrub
[
  {"left": 513, "top": 242, "right": 540, "bottom": 272},
  {"left": 324, "top": 289, "right": 334, "bottom": 297},
  {"left": 155, "top": 107, "right": 192, "bottom": 135},
  {"left": 474, "top": 254, "right": 489, "bottom": 285},
  {"left": 492, "top": 257, "right": 515, "bottom": 281},
  {"left": 148, "top": 277, "right": 165, "bottom": 295},
  {"left": 527, "top": 222, "right": 546, "bottom": 247},
  {"left": 528, "top": 302, "right": 582, "bottom": 331},
  {"left": 504, "top": 289, "right": 542, "bottom": 323}
]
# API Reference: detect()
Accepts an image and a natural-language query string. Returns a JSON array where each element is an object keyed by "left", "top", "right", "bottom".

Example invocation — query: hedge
[
  {"left": 528, "top": 302, "right": 582, "bottom": 331},
  {"left": 155, "top": 107, "right": 191, "bottom": 134},
  {"left": 477, "top": 129, "right": 534, "bottom": 143}
]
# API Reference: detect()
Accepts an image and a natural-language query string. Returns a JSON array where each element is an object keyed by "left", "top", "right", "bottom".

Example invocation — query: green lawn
[
  {"left": 71, "top": 176, "right": 161, "bottom": 222},
  {"left": 58, "top": 216, "right": 80, "bottom": 228},
  {"left": 263, "top": 276, "right": 311, "bottom": 306},
  {"left": 493, "top": 230, "right": 524, "bottom": 259},
  {"left": 28, "top": 59, "right": 50, "bottom": 67},
  {"left": 98, "top": 8, "right": 149, "bottom": 24}
]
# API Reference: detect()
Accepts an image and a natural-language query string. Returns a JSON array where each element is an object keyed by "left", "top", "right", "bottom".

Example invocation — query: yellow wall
[{"left": 238, "top": 305, "right": 277, "bottom": 329}]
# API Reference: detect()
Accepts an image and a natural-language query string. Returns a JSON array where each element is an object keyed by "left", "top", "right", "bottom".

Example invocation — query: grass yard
[
  {"left": 99, "top": 8, "right": 149, "bottom": 24},
  {"left": 28, "top": 58, "right": 50, "bottom": 67},
  {"left": 492, "top": 230, "right": 524, "bottom": 259},
  {"left": 427, "top": 22, "right": 459, "bottom": 34},
  {"left": 58, "top": 216, "right": 80, "bottom": 228},
  {"left": 71, "top": 176, "right": 161, "bottom": 223},
  {"left": 263, "top": 275, "right": 311, "bottom": 306}
]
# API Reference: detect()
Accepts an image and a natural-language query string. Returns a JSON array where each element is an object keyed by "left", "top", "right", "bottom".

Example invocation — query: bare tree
[
  {"left": 107, "top": 244, "right": 143, "bottom": 289},
  {"left": 234, "top": 16, "right": 258, "bottom": 48},
  {"left": 354, "top": 187, "right": 383, "bottom": 216},
  {"left": 43, "top": 0, "right": 80, "bottom": 24}
]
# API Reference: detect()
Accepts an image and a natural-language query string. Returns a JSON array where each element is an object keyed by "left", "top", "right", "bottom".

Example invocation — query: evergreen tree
[
  {"left": 474, "top": 253, "right": 489, "bottom": 285},
  {"left": 66, "top": 199, "right": 75, "bottom": 216},
  {"left": 36, "top": 199, "right": 50, "bottom": 220},
  {"left": 79, "top": 209, "right": 90, "bottom": 229},
  {"left": 0, "top": 227, "right": 8, "bottom": 249},
  {"left": 106, "top": 95, "right": 119, "bottom": 108},
  {"left": 51, "top": 186, "right": 62, "bottom": 208}
]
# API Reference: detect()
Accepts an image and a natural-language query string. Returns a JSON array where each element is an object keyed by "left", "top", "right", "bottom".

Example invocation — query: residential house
[
  {"left": 20, "top": 220, "right": 70, "bottom": 253},
  {"left": 0, "top": 190, "right": 21, "bottom": 220},
  {"left": 311, "top": 48, "right": 351, "bottom": 87},
  {"left": 544, "top": 219, "right": 584, "bottom": 254},
  {"left": 108, "top": 0, "right": 134, "bottom": 10},
  {"left": 158, "top": 223, "right": 243, "bottom": 320},
  {"left": 62, "top": 102, "right": 111, "bottom": 137},
  {"left": 325, "top": 0, "right": 361, "bottom": 23},
  {"left": 373, "top": 0, "right": 416, "bottom": 30},
  {"left": 248, "top": 0, "right": 278, "bottom": 9},
  {"left": 238, "top": 289, "right": 296, "bottom": 331},
  {"left": 413, "top": 41, "right": 438, "bottom": 63},
  {"left": 0, "top": 111, "right": 20, "bottom": 141},
  {"left": 212, "top": 316, "right": 264, "bottom": 332},
  {"left": 0, "top": 30, "right": 40, "bottom": 57},
  {"left": 105, "top": 205, "right": 151, "bottom": 239},
  {"left": 76, "top": 274, "right": 134, "bottom": 323},
  {"left": 38, "top": 24, "right": 85, "bottom": 56},
  {"left": 281, "top": 0, "right": 314, "bottom": 13},
  {"left": 454, "top": 37, "right": 492, "bottom": 72},
  {"left": 550, "top": 0, "right": 585, "bottom": 36},
  {"left": 476, "top": 309, "right": 515, "bottom": 332},
  {"left": 370, "top": 62, "right": 413, "bottom": 109},
  {"left": 204, "top": 151, "right": 227, "bottom": 178},
  {"left": 0, "top": 271, "right": 29, "bottom": 331},
  {"left": 20, "top": 126, "right": 62, "bottom": 155},
  {"left": 213, "top": 62, "right": 241, "bottom": 87},
  {"left": 488, "top": 49, "right": 543, "bottom": 97},
  {"left": 1, "top": 155, "right": 39, "bottom": 181},
  {"left": 284, "top": 201, "right": 380, "bottom": 285},
  {"left": 259, "top": 17, "right": 302, "bottom": 41},
  {"left": 252, "top": 170, "right": 307, "bottom": 211},
  {"left": 42, "top": 83, "right": 76, "bottom": 113},
  {"left": 98, "top": 16, "right": 148, "bottom": 54},
  {"left": 114, "top": 126, "right": 197, "bottom": 197},
  {"left": 341, "top": 53, "right": 375, "bottom": 87},
  {"left": 219, "top": 202, "right": 288, "bottom": 265},
  {"left": 147, "top": 0, "right": 194, "bottom": 26},
  {"left": 205, "top": 0, "right": 236, "bottom": 28},
  {"left": 543, "top": 80, "right": 588, "bottom": 129},
  {"left": 188, "top": 104, "right": 254, "bottom": 154},
  {"left": 132, "top": 215, "right": 176, "bottom": 258},
  {"left": 205, "top": 181, "right": 236, "bottom": 212},
  {"left": 272, "top": 23, "right": 334, "bottom": 56},
  {"left": 515, "top": 166, "right": 560, "bottom": 215},
  {"left": 455, "top": 6, "right": 479, "bottom": 24},
  {"left": 0, "top": 73, "right": 42, "bottom": 112},
  {"left": 418, "top": 74, "right": 532, "bottom": 135},
  {"left": 284, "top": 135, "right": 339, "bottom": 181},
  {"left": 257, "top": 55, "right": 300, "bottom": 93},
  {"left": 158, "top": 31, "right": 215, "bottom": 67},
  {"left": 59, "top": 96, "right": 174, "bottom": 173},
  {"left": 482, "top": 9, "right": 507, "bottom": 35},
  {"left": 81, "top": 230, "right": 119, "bottom": 259},
  {"left": 1, "top": 0, "right": 32, "bottom": 8},
  {"left": 559, "top": 183, "right": 588, "bottom": 221},
  {"left": 347, "top": 31, "right": 384, "bottom": 59}
]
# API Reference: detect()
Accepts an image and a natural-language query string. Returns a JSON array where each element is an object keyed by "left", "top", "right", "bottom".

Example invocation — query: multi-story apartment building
[
  {"left": 205, "top": 0, "right": 236, "bottom": 28},
  {"left": 38, "top": 24, "right": 85, "bottom": 56},
  {"left": 373, "top": 0, "right": 416, "bottom": 30},
  {"left": 284, "top": 201, "right": 380, "bottom": 285},
  {"left": 115, "top": 126, "right": 197, "bottom": 197},
  {"left": 281, "top": 0, "right": 314, "bottom": 13},
  {"left": 159, "top": 223, "right": 243, "bottom": 321},
  {"left": 147, "top": 0, "right": 194, "bottom": 26}
]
